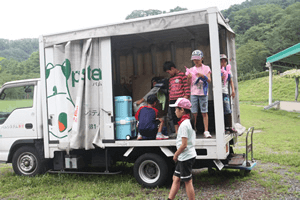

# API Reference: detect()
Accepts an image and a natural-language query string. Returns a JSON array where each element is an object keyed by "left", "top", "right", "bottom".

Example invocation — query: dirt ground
[{"left": 185, "top": 160, "right": 300, "bottom": 200}]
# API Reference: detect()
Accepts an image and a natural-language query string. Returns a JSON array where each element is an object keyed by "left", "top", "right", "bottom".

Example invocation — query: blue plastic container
[
  {"left": 114, "top": 96, "right": 132, "bottom": 118},
  {"left": 115, "top": 116, "right": 136, "bottom": 140}
]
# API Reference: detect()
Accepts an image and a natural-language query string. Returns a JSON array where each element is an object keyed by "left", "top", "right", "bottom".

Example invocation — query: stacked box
[
  {"left": 115, "top": 117, "right": 136, "bottom": 140},
  {"left": 114, "top": 96, "right": 132, "bottom": 117},
  {"left": 114, "top": 96, "right": 136, "bottom": 140}
]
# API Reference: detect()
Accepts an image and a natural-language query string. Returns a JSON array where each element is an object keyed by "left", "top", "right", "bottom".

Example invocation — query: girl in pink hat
[{"left": 168, "top": 98, "right": 196, "bottom": 200}]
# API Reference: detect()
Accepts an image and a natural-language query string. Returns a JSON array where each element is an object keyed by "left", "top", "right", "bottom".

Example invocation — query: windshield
[{"left": 0, "top": 85, "right": 34, "bottom": 124}]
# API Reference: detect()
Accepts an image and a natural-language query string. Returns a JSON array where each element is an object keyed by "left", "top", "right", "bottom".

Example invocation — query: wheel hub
[
  {"left": 139, "top": 160, "right": 160, "bottom": 184},
  {"left": 19, "top": 154, "right": 36, "bottom": 173}
]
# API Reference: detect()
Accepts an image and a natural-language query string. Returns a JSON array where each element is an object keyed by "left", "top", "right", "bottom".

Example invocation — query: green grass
[
  {"left": 236, "top": 103, "right": 300, "bottom": 167},
  {"left": 0, "top": 99, "right": 33, "bottom": 112},
  {"left": 239, "top": 75, "right": 297, "bottom": 102}
]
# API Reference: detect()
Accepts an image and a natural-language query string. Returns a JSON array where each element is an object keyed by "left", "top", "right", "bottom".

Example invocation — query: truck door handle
[{"left": 25, "top": 123, "right": 33, "bottom": 129}]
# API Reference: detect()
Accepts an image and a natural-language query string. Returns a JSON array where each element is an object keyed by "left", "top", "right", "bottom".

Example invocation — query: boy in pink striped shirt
[{"left": 163, "top": 61, "right": 190, "bottom": 134}]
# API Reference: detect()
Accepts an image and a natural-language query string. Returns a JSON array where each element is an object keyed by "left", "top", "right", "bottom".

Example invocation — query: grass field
[
  {"left": 238, "top": 75, "right": 297, "bottom": 102},
  {"left": 0, "top": 99, "right": 33, "bottom": 112}
]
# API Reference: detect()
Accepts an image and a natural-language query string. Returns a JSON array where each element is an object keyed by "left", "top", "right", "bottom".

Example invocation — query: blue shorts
[
  {"left": 191, "top": 95, "right": 208, "bottom": 114},
  {"left": 223, "top": 94, "right": 232, "bottom": 114}
]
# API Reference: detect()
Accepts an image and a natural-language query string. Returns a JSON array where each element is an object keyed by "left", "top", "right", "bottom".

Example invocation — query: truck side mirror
[
  {"left": 25, "top": 87, "right": 32, "bottom": 93},
  {"left": 0, "top": 92, "right": 6, "bottom": 100}
]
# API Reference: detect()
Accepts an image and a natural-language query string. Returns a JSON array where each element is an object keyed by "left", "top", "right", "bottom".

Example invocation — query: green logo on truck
[{"left": 46, "top": 59, "right": 102, "bottom": 139}]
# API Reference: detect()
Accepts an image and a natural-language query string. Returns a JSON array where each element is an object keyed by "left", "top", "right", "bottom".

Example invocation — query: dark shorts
[
  {"left": 139, "top": 128, "right": 158, "bottom": 139},
  {"left": 174, "top": 157, "right": 196, "bottom": 182},
  {"left": 169, "top": 100, "right": 180, "bottom": 125},
  {"left": 223, "top": 93, "right": 232, "bottom": 114}
]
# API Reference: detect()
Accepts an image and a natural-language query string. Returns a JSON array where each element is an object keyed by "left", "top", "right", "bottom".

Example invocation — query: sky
[{"left": 0, "top": 0, "right": 246, "bottom": 40}]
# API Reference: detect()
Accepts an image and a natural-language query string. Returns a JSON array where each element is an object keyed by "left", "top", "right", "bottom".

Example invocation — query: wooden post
[{"left": 151, "top": 45, "right": 156, "bottom": 75}]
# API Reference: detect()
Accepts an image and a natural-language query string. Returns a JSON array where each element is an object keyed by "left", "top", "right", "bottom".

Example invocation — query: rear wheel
[
  {"left": 12, "top": 146, "right": 45, "bottom": 176},
  {"left": 134, "top": 153, "right": 168, "bottom": 187}
]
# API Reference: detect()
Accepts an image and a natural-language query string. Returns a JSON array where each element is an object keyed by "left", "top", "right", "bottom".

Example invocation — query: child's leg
[
  {"left": 225, "top": 113, "right": 232, "bottom": 128},
  {"left": 202, "top": 112, "right": 209, "bottom": 132},
  {"left": 157, "top": 118, "right": 164, "bottom": 133},
  {"left": 193, "top": 113, "right": 198, "bottom": 129},
  {"left": 190, "top": 95, "right": 199, "bottom": 129},
  {"left": 168, "top": 176, "right": 181, "bottom": 200},
  {"left": 199, "top": 96, "right": 209, "bottom": 132},
  {"left": 184, "top": 179, "right": 195, "bottom": 200}
]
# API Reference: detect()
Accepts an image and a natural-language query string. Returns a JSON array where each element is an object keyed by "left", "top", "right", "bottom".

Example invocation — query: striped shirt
[{"left": 169, "top": 71, "right": 190, "bottom": 101}]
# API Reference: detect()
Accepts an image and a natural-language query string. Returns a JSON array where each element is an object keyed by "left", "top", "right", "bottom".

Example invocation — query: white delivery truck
[{"left": 0, "top": 7, "right": 256, "bottom": 187}]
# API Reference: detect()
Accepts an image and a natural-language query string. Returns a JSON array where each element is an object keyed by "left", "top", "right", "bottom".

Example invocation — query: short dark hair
[
  {"left": 147, "top": 94, "right": 158, "bottom": 104},
  {"left": 163, "top": 61, "right": 176, "bottom": 72}
]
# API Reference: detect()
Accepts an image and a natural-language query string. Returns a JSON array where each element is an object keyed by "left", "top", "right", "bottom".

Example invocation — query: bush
[{"left": 238, "top": 70, "right": 277, "bottom": 82}]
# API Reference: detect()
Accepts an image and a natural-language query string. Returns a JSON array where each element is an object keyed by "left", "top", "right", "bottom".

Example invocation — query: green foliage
[
  {"left": 169, "top": 6, "right": 187, "bottom": 13},
  {"left": 266, "top": 3, "right": 300, "bottom": 53},
  {"left": 125, "top": 9, "right": 163, "bottom": 20},
  {"left": 236, "top": 40, "right": 270, "bottom": 75},
  {"left": 282, "top": 69, "right": 300, "bottom": 78},
  {"left": 0, "top": 51, "right": 40, "bottom": 85},
  {"left": 125, "top": 6, "right": 187, "bottom": 20},
  {"left": 0, "top": 38, "right": 38, "bottom": 62},
  {"left": 223, "top": 0, "right": 300, "bottom": 76},
  {"left": 238, "top": 70, "right": 277, "bottom": 81}
]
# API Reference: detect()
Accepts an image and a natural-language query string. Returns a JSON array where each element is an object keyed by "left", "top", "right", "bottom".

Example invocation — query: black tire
[
  {"left": 133, "top": 153, "right": 168, "bottom": 188},
  {"left": 12, "top": 146, "right": 45, "bottom": 176},
  {"left": 208, "top": 167, "right": 216, "bottom": 175}
]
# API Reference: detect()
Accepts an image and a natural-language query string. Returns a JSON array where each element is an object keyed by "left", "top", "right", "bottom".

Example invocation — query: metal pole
[{"left": 267, "top": 62, "right": 273, "bottom": 105}]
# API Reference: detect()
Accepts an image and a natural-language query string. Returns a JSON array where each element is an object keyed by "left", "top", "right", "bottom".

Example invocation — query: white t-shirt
[
  {"left": 176, "top": 119, "right": 197, "bottom": 161},
  {"left": 222, "top": 70, "right": 233, "bottom": 94}
]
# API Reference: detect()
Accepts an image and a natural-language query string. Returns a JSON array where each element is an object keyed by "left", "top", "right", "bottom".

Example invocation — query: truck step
[{"left": 228, "top": 154, "right": 245, "bottom": 166}]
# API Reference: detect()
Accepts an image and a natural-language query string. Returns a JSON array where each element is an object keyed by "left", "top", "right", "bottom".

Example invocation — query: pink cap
[{"left": 169, "top": 98, "right": 192, "bottom": 110}]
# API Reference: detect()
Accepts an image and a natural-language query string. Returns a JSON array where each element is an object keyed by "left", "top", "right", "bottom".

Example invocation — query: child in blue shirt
[{"left": 135, "top": 95, "right": 168, "bottom": 140}]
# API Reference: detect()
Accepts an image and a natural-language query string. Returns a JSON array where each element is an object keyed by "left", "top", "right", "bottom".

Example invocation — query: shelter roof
[{"left": 266, "top": 43, "right": 300, "bottom": 68}]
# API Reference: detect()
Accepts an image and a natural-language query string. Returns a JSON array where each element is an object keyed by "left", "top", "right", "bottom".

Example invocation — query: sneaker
[
  {"left": 226, "top": 127, "right": 238, "bottom": 133},
  {"left": 168, "top": 133, "right": 177, "bottom": 139},
  {"left": 156, "top": 133, "right": 169, "bottom": 140},
  {"left": 137, "top": 132, "right": 142, "bottom": 140},
  {"left": 204, "top": 131, "right": 212, "bottom": 138}
]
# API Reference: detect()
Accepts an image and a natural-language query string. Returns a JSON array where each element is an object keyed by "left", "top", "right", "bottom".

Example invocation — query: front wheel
[
  {"left": 134, "top": 153, "right": 168, "bottom": 188},
  {"left": 12, "top": 146, "right": 45, "bottom": 176}
]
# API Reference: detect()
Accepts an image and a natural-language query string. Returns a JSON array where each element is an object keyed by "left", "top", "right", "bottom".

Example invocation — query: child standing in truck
[
  {"left": 163, "top": 61, "right": 190, "bottom": 135},
  {"left": 187, "top": 50, "right": 212, "bottom": 138},
  {"left": 135, "top": 94, "right": 168, "bottom": 140},
  {"left": 220, "top": 54, "right": 237, "bottom": 133},
  {"left": 168, "top": 98, "right": 196, "bottom": 200}
]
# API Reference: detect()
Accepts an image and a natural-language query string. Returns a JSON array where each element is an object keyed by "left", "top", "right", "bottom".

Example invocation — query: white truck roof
[{"left": 41, "top": 7, "right": 233, "bottom": 47}]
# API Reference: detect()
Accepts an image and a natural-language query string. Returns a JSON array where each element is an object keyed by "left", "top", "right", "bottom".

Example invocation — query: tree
[
  {"left": 266, "top": 2, "right": 300, "bottom": 53},
  {"left": 125, "top": 6, "right": 187, "bottom": 20},
  {"left": 0, "top": 38, "right": 38, "bottom": 62},
  {"left": 169, "top": 6, "right": 187, "bottom": 12},
  {"left": 126, "top": 9, "right": 163, "bottom": 20},
  {"left": 236, "top": 40, "right": 270, "bottom": 75}
]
